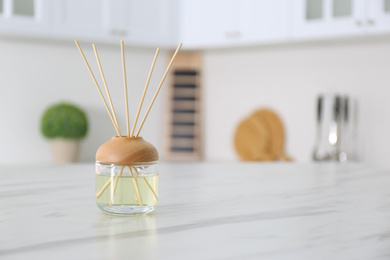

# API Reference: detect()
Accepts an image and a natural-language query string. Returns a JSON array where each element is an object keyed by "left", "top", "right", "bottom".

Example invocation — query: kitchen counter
[{"left": 1, "top": 162, "right": 389, "bottom": 259}]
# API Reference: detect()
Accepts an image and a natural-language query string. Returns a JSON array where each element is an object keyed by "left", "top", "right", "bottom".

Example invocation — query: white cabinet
[
  {"left": 50, "top": 0, "right": 177, "bottom": 46},
  {"left": 123, "top": 0, "right": 178, "bottom": 47},
  {"left": 0, "top": 0, "right": 389, "bottom": 48},
  {"left": 293, "top": 0, "right": 366, "bottom": 39},
  {"left": 180, "top": 0, "right": 236, "bottom": 47},
  {"left": 181, "top": 0, "right": 293, "bottom": 48},
  {"left": 367, "top": 0, "right": 390, "bottom": 33},
  {"left": 239, "top": 0, "right": 293, "bottom": 44},
  {"left": 0, "top": 0, "right": 49, "bottom": 36},
  {"left": 50, "top": 0, "right": 121, "bottom": 41},
  {"left": 293, "top": 0, "right": 390, "bottom": 39}
]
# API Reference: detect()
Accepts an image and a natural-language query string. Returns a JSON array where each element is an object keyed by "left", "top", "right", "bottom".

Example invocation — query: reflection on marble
[{"left": 0, "top": 162, "right": 390, "bottom": 259}]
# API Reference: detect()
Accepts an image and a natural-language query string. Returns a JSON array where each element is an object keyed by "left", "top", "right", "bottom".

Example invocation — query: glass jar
[
  {"left": 95, "top": 136, "right": 159, "bottom": 215},
  {"left": 313, "top": 94, "right": 342, "bottom": 161},
  {"left": 96, "top": 161, "right": 158, "bottom": 215}
]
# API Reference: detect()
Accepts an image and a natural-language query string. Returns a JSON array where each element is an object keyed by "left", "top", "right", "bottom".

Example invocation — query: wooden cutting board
[{"left": 234, "top": 108, "right": 292, "bottom": 161}]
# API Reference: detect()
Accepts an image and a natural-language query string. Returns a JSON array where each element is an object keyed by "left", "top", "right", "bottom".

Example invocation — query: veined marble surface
[{"left": 0, "top": 162, "right": 390, "bottom": 259}]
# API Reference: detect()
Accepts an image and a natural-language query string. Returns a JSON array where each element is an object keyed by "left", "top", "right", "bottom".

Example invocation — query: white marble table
[{"left": 1, "top": 162, "right": 390, "bottom": 259}]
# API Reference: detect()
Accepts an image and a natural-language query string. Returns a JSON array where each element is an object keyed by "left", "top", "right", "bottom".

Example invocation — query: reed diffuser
[{"left": 75, "top": 40, "right": 182, "bottom": 215}]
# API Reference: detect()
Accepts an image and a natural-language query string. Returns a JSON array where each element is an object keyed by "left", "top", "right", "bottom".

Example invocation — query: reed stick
[
  {"left": 92, "top": 44, "right": 122, "bottom": 137},
  {"left": 96, "top": 176, "right": 113, "bottom": 199},
  {"left": 130, "top": 48, "right": 160, "bottom": 137},
  {"left": 109, "top": 166, "right": 125, "bottom": 206},
  {"left": 130, "top": 165, "right": 158, "bottom": 203},
  {"left": 74, "top": 40, "right": 121, "bottom": 136},
  {"left": 135, "top": 43, "right": 182, "bottom": 137},
  {"left": 142, "top": 176, "right": 158, "bottom": 204},
  {"left": 121, "top": 40, "right": 130, "bottom": 137},
  {"left": 129, "top": 166, "right": 143, "bottom": 206}
]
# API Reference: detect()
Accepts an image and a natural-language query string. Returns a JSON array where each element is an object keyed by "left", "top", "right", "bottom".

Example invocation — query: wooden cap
[{"left": 96, "top": 136, "right": 159, "bottom": 163}]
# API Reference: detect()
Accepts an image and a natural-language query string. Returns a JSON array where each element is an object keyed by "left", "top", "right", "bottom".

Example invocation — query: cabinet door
[
  {"left": 239, "top": 0, "right": 293, "bottom": 43},
  {"left": 293, "top": 0, "right": 366, "bottom": 39},
  {"left": 50, "top": 0, "right": 108, "bottom": 40},
  {"left": 367, "top": 0, "right": 390, "bottom": 33},
  {"left": 0, "top": 0, "right": 49, "bottom": 35},
  {"left": 180, "top": 0, "right": 237, "bottom": 48},
  {"left": 124, "top": 0, "right": 178, "bottom": 47}
]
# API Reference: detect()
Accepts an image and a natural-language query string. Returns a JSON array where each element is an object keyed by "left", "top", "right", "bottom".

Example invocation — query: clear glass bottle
[
  {"left": 313, "top": 94, "right": 342, "bottom": 161},
  {"left": 95, "top": 136, "right": 159, "bottom": 215}
]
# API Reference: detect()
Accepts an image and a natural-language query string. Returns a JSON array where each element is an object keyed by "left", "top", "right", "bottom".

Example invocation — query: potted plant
[{"left": 41, "top": 102, "right": 88, "bottom": 163}]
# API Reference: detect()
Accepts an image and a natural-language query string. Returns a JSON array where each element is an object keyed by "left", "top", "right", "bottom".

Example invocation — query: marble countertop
[{"left": 1, "top": 162, "right": 390, "bottom": 260}]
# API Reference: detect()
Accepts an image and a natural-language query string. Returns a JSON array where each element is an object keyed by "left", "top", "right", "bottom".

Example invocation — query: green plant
[{"left": 41, "top": 103, "right": 88, "bottom": 139}]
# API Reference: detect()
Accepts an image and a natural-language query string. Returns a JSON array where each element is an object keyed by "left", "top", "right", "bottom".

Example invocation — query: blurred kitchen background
[{"left": 1, "top": 0, "right": 390, "bottom": 168}]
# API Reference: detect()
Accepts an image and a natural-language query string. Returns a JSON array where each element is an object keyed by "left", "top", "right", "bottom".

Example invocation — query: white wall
[
  {"left": 0, "top": 38, "right": 169, "bottom": 164},
  {"left": 1, "top": 37, "right": 390, "bottom": 168},
  {"left": 203, "top": 38, "right": 390, "bottom": 168}
]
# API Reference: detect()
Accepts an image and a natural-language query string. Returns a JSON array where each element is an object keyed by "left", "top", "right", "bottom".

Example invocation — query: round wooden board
[
  {"left": 252, "top": 109, "right": 284, "bottom": 158},
  {"left": 234, "top": 117, "right": 269, "bottom": 161},
  {"left": 234, "top": 108, "right": 292, "bottom": 162}
]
